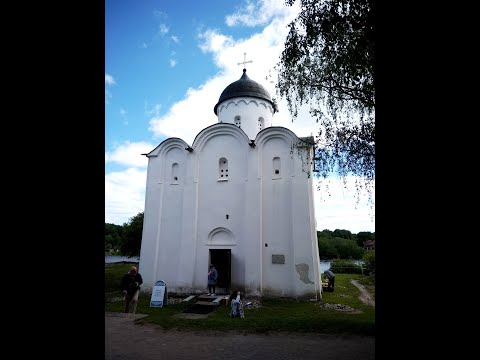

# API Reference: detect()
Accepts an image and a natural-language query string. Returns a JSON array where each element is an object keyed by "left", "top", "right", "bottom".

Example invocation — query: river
[
  {"left": 105, "top": 255, "right": 331, "bottom": 271},
  {"left": 105, "top": 255, "right": 140, "bottom": 263}
]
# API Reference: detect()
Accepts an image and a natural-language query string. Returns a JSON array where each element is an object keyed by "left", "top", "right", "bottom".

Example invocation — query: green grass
[{"left": 105, "top": 263, "right": 375, "bottom": 336}]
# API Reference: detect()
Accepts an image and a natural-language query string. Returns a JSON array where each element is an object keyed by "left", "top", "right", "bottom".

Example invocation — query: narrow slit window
[
  {"left": 273, "top": 157, "right": 281, "bottom": 178},
  {"left": 234, "top": 116, "right": 241, "bottom": 128},
  {"left": 172, "top": 163, "right": 179, "bottom": 183},
  {"left": 258, "top": 117, "right": 264, "bottom": 131}
]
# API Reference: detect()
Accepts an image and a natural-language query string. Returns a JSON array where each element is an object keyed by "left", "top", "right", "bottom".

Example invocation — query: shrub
[{"left": 330, "top": 259, "right": 364, "bottom": 274}]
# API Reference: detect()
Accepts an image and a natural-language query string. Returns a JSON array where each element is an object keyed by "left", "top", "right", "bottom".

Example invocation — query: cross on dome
[{"left": 237, "top": 52, "right": 253, "bottom": 70}]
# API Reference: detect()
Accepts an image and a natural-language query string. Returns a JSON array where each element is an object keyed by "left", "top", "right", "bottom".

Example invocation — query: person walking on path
[
  {"left": 207, "top": 264, "right": 218, "bottom": 295},
  {"left": 120, "top": 265, "right": 143, "bottom": 314}
]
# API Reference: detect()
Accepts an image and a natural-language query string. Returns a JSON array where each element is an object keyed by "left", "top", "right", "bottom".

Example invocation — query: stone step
[
  {"left": 194, "top": 300, "right": 221, "bottom": 306},
  {"left": 182, "top": 295, "right": 197, "bottom": 303},
  {"left": 196, "top": 295, "right": 223, "bottom": 301}
]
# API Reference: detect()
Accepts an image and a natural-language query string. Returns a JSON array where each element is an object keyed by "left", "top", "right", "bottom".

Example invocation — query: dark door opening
[{"left": 209, "top": 249, "right": 231, "bottom": 294}]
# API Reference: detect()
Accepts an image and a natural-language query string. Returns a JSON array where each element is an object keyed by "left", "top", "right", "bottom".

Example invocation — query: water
[
  {"left": 320, "top": 259, "right": 366, "bottom": 273},
  {"left": 105, "top": 257, "right": 352, "bottom": 272},
  {"left": 319, "top": 260, "right": 331, "bottom": 272},
  {"left": 105, "top": 255, "right": 140, "bottom": 263}
]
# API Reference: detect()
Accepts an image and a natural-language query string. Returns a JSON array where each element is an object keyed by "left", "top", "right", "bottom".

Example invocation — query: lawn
[{"left": 105, "top": 263, "right": 375, "bottom": 336}]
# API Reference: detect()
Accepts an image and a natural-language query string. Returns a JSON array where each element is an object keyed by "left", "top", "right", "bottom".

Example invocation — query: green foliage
[
  {"left": 318, "top": 235, "right": 364, "bottom": 260},
  {"left": 105, "top": 264, "right": 374, "bottom": 336},
  {"left": 105, "top": 223, "right": 124, "bottom": 252},
  {"left": 330, "top": 259, "right": 363, "bottom": 274},
  {"left": 333, "top": 229, "right": 352, "bottom": 240},
  {"left": 120, "top": 212, "right": 144, "bottom": 256},
  {"left": 336, "top": 238, "right": 364, "bottom": 259},
  {"left": 356, "top": 231, "right": 375, "bottom": 247},
  {"left": 362, "top": 250, "right": 375, "bottom": 274},
  {"left": 277, "top": 0, "right": 374, "bottom": 205},
  {"left": 357, "top": 231, "right": 375, "bottom": 241},
  {"left": 317, "top": 229, "right": 334, "bottom": 239},
  {"left": 318, "top": 237, "right": 339, "bottom": 258}
]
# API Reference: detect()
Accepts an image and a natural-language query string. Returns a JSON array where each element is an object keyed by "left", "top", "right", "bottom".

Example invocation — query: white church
[{"left": 138, "top": 67, "right": 322, "bottom": 300}]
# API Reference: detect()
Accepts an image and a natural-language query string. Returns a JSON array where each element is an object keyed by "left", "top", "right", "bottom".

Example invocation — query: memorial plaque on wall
[{"left": 272, "top": 254, "right": 285, "bottom": 264}]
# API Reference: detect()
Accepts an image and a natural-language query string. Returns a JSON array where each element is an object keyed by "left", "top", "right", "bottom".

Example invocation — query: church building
[{"left": 138, "top": 67, "right": 322, "bottom": 300}]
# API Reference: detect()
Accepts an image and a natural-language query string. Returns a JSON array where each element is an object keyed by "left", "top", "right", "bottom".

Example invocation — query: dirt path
[
  {"left": 105, "top": 313, "right": 375, "bottom": 360},
  {"left": 350, "top": 279, "right": 375, "bottom": 307}
]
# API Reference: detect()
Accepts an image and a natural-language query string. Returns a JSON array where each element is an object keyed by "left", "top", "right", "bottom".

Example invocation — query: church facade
[{"left": 138, "top": 69, "right": 322, "bottom": 300}]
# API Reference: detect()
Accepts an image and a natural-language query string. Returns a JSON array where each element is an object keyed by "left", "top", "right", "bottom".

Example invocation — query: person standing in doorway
[
  {"left": 207, "top": 264, "right": 218, "bottom": 295},
  {"left": 120, "top": 265, "right": 143, "bottom": 314}
]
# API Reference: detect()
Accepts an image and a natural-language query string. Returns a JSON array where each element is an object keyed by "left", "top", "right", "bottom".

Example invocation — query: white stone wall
[
  {"left": 139, "top": 125, "right": 321, "bottom": 299},
  {"left": 216, "top": 96, "right": 274, "bottom": 140}
]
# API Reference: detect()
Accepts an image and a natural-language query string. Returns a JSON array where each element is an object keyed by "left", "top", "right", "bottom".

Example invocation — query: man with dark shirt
[{"left": 120, "top": 265, "right": 143, "bottom": 314}]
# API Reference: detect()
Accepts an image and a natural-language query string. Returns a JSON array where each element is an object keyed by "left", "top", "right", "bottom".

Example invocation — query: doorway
[{"left": 209, "top": 249, "right": 231, "bottom": 294}]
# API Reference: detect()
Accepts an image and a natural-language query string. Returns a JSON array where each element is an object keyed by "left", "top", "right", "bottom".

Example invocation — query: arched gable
[
  {"left": 207, "top": 227, "right": 236, "bottom": 246},
  {"left": 145, "top": 138, "right": 191, "bottom": 184},
  {"left": 146, "top": 137, "right": 190, "bottom": 158},
  {"left": 192, "top": 123, "right": 251, "bottom": 152}
]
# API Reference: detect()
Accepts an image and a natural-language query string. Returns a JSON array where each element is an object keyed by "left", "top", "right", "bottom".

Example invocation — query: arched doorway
[{"left": 209, "top": 249, "right": 231, "bottom": 294}]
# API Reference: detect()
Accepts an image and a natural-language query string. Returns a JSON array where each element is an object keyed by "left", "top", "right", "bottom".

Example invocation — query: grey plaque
[{"left": 272, "top": 254, "right": 285, "bottom": 264}]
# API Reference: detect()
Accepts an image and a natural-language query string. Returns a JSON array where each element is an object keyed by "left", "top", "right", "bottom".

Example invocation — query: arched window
[
  {"left": 234, "top": 116, "right": 241, "bottom": 128},
  {"left": 172, "top": 163, "right": 179, "bottom": 183},
  {"left": 219, "top": 157, "right": 228, "bottom": 180},
  {"left": 273, "top": 157, "right": 281, "bottom": 179},
  {"left": 258, "top": 117, "right": 264, "bottom": 131}
]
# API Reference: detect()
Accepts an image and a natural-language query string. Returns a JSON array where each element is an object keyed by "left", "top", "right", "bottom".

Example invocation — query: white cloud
[
  {"left": 171, "top": 35, "right": 179, "bottom": 43},
  {"left": 169, "top": 59, "right": 177, "bottom": 67},
  {"left": 145, "top": 103, "right": 161, "bottom": 117},
  {"left": 120, "top": 108, "right": 128, "bottom": 125},
  {"left": 105, "top": 168, "right": 147, "bottom": 225},
  {"left": 198, "top": 30, "right": 236, "bottom": 54},
  {"left": 313, "top": 176, "right": 375, "bottom": 233},
  {"left": 225, "top": 0, "right": 298, "bottom": 27},
  {"left": 154, "top": 10, "right": 167, "bottom": 19},
  {"left": 105, "top": 91, "right": 112, "bottom": 104},
  {"left": 105, "top": 141, "right": 155, "bottom": 168},
  {"left": 105, "top": 73, "right": 116, "bottom": 85},
  {"left": 105, "top": 73, "right": 116, "bottom": 103},
  {"left": 159, "top": 24, "right": 169, "bottom": 36},
  {"left": 150, "top": 6, "right": 310, "bottom": 144},
  {"left": 105, "top": 141, "right": 158, "bottom": 224},
  {"left": 140, "top": 42, "right": 148, "bottom": 49}
]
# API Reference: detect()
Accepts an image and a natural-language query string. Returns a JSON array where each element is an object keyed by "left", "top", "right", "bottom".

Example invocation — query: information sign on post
[{"left": 150, "top": 280, "right": 167, "bottom": 308}]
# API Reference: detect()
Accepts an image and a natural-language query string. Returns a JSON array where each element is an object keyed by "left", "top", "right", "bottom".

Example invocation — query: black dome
[{"left": 214, "top": 69, "right": 274, "bottom": 115}]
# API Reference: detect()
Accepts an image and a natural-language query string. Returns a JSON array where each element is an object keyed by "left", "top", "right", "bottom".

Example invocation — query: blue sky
[{"left": 105, "top": 0, "right": 375, "bottom": 234}]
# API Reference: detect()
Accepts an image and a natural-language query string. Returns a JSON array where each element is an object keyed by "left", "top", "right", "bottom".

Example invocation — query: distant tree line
[
  {"left": 106, "top": 212, "right": 375, "bottom": 260},
  {"left": 105, "top": 212, "right": 144, "bottom": 257},
  {"left": 317, "top": 229, "right": 375, "bottom": 260}
]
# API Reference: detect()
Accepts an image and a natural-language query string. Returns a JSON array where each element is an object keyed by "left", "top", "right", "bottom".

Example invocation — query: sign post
[{"left": 150, "top": 280, "right": 167, "bottom": 308}]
